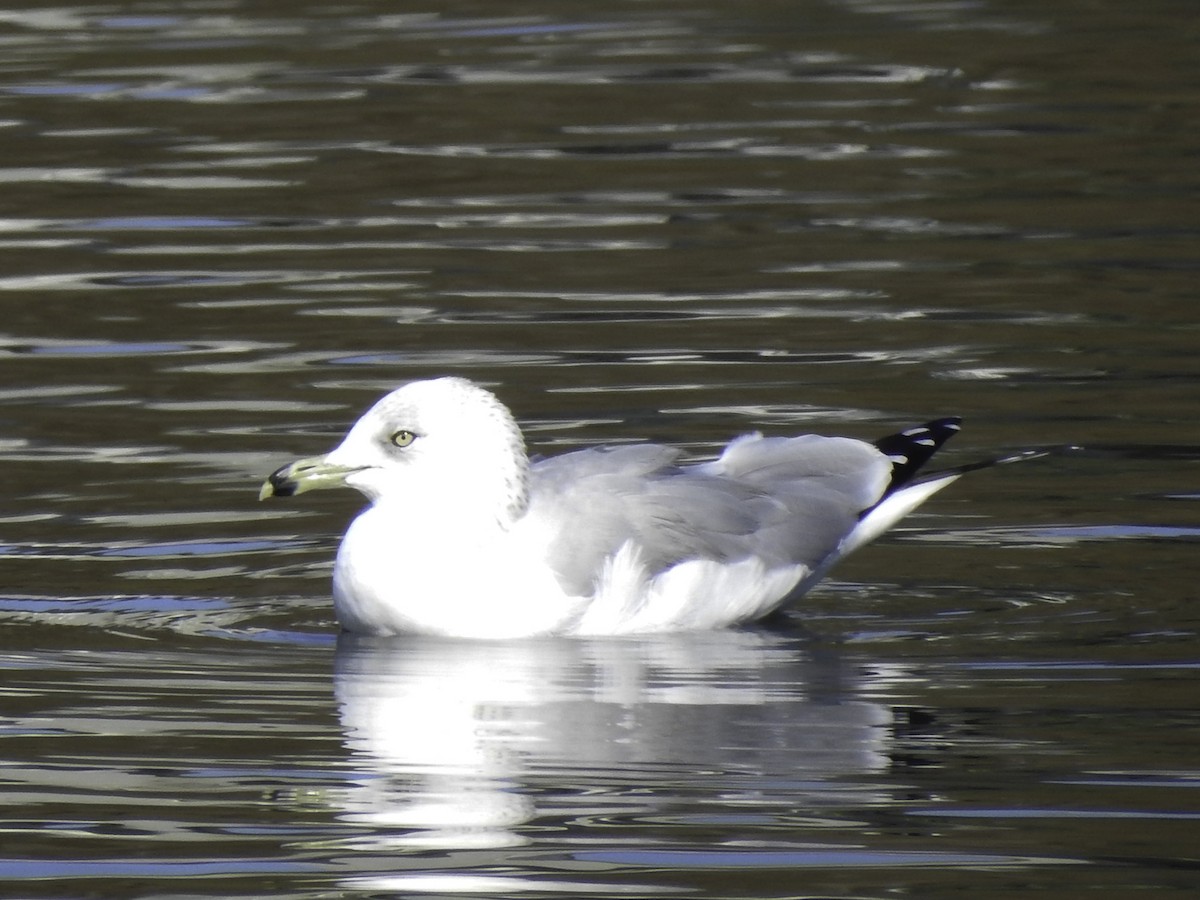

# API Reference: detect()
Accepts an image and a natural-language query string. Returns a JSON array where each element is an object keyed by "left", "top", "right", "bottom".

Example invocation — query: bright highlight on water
[{"left": 261, "top": 377, "right": 1033, "bottom": 638}]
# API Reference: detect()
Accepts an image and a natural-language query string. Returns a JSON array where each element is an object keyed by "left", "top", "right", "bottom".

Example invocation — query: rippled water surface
[{"left": 1, "top": 2, "right": 1197, "bottom": 897}]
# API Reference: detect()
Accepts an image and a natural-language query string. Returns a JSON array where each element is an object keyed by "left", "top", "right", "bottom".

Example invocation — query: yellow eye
[{"left": 389, "top": 429, "right": 416, "bottom": 448}]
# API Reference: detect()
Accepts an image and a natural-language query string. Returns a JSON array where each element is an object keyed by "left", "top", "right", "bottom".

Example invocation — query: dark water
[{"left": 1, "top": 1, "right": 1197, "bottom": 897}]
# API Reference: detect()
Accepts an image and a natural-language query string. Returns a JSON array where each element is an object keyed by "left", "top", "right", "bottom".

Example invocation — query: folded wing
[{"left": 528, "top": 432, "right": 902, "bottom": 598}]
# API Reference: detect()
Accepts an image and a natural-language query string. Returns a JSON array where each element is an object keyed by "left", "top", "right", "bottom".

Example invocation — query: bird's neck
[
  {"left": 378, "top": 444, "right": 530, "bottom": 532},
  {"left": 475, "top": 413, "right": 532, "bottom": 528},
  {"left": 490, "top": 443, "right": 531, "bottom": 527}
]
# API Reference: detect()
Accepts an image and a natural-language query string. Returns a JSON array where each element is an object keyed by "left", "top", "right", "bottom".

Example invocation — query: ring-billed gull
[{"left": 260, "top": 377, "right": 1027, "bottom": 638}]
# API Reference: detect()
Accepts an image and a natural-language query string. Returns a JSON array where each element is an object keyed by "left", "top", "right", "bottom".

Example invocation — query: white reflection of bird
[
  {"left": 261, "top": 377, "right": 1023, "bottom": 638},
  {"left": 331, "top": 631, "right": 895, "bottom": 854}
]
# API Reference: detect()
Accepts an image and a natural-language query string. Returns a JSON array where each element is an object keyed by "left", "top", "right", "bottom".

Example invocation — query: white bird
[{"left": 260, "top": 377, "right": 1024, "bottom": 638}]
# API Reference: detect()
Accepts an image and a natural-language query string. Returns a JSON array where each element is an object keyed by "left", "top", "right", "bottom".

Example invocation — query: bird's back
[{"left": 526, "top": 433, "right": 895, "bottom": 602}]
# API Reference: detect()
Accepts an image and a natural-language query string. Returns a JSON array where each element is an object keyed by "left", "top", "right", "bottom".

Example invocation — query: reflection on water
[
  {"left": 333, "top": 631, "right": 889, "bottom": 851},
  {"left": 330, "top": 629, "right": 1091, "bottom": 895}
]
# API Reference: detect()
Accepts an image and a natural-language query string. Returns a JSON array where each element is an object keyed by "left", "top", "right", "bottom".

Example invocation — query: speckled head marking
[{"left": 324, "top": 377, "right": 532, "bottom": 525}]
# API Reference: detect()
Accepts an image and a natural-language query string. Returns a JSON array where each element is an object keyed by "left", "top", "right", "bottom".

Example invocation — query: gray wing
[{"left": 527, "top": 434, "right": 892, "bottom": 596}]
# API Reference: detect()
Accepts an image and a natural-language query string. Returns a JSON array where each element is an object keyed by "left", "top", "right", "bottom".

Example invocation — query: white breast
[{"left": 332, "top": 503, "right": 582, "bottom": 638}]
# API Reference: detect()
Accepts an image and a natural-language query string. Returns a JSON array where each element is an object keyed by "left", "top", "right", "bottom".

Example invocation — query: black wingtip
[
  {"left": 873, "top": 416, "right": 963, "bottom": 495},
  {"left": 940, "top": 447, "right": 1051, "bottom": 477}
]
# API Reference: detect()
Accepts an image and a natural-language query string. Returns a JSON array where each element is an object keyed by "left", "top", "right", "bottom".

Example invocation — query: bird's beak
[{"left": 258, "top": 456, "right": 362, "bottom": 500}]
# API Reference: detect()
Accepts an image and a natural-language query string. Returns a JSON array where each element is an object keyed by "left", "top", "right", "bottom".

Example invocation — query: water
[{"left": 1, "top": 1, "right": 1197, "bottom": 896}]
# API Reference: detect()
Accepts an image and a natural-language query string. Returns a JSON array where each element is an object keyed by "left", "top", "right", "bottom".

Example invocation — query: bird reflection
[{"left": 332, "top": 629, "right": 895, "bottom": 851}]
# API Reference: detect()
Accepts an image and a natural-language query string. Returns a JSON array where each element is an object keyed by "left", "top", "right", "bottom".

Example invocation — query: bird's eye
[{"left": 389, "top": 429, "right": 417, "bottom": 448}]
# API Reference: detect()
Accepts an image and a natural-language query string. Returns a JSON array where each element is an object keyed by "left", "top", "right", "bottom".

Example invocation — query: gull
[{"left": 260, "top": 377, "right": 1029, "bottom": 638}]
